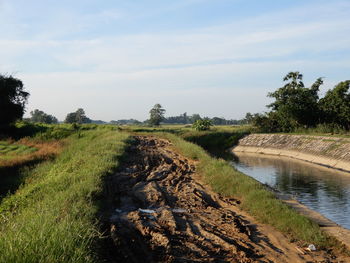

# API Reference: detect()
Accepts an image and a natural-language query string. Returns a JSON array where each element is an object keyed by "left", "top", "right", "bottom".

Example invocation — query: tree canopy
[
  {"left": 149, "top": 104, "right": 166, "bottom": 126},
  {"left": 252, "top": 72, "right": 350, "bottom": 132},
  {"left": 65, "top": 108, "right": 91, "bottom": 124},
  {"left": 267, "top": 72, "right": 323, "bottom": 131},
  {"left": 319, "top": 81, "right": 350, "bottom": 130},
  {"left": 29, "top": 109, "right": 58, "bottom": 124},
  {"left": 0, "top": 74, "right": 29, "bottom": 131}
]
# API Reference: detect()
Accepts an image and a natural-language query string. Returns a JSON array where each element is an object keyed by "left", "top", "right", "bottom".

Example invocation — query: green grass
[
  {"left": 181, "top": 130, "right": 248, "bottom": 156},
  {"left": 156, "top": 133, "right": 343, "bottom": 250},
  {"left": 123, "top": 124, "right": 250, "bottom": 134},
  {"left": 0, "top": 141, "right": 37, "bottom": 156},
  {"left": 0, "top": 130, "right": 130, "bottom": 263}
]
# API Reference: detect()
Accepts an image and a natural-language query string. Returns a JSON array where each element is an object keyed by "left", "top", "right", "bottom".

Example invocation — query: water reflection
[{"left": 232, "top": 152, "right": 350, "bottom": 229}]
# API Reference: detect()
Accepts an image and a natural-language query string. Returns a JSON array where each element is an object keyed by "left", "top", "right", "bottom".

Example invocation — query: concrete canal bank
[
  {"left": 232, "top": 134, "right": 350, "bottom": 250},
  {"left": 232, "top": 134, "right": 350, "bottom": 173}
]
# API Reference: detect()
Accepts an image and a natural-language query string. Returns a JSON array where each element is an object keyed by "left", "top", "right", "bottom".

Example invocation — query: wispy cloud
[{"left": 1, "top": 0, "right": 349, "bottom": 120}]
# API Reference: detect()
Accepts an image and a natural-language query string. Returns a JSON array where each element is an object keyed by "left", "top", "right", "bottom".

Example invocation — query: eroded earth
[{"left": 102, "top": 136, "right": 348, "bottom": 263}]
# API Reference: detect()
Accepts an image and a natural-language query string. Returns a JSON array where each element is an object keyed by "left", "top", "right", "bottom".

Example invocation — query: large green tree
[
  {"left": 64, "top": 108, "right": 91, "bottom": 124},
  {"left": 319, "top": 81, "right": 350, "bottom": 130},
  {"left": 149, "top": 104, "right": 165, "bottom": 126},
  {"left": 267, "top": 72, "right": 323, "bottom": 131},
  {"left": 30, "top": 109, "right": 58, "bottom": 124},
  {"left": 0, "top": 74, "right": 29, "bottom": 131}
]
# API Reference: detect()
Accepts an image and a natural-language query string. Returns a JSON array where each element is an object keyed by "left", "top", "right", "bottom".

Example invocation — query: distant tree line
[
  {"left": 250, "top": 72, "right": 350, "bottom": 132},
  {"left": 162, "top": 112, "right": 245, "bottom": 125},
  {"left": 28, "top": 109, "right": 58, "bottom": 124},
  {"left": 5, "top": 72, "right": 348, "bottom": 134},
  {"left": 110, "top": 119, "right": 141, "bottom": 125}
]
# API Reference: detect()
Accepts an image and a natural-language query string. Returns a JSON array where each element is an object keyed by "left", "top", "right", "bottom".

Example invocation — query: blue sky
[{"left": 1, "top": 0, "right": 350, "bottom": 121}]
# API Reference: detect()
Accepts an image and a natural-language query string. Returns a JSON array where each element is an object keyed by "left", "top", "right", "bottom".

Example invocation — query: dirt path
[{"left": 103, "top": 136, "right": 348, "bottom": 263}]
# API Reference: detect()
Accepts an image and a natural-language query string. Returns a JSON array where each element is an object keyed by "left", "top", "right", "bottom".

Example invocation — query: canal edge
[{"left": 232, "top": 146, "right": 350, "bottom": 251}]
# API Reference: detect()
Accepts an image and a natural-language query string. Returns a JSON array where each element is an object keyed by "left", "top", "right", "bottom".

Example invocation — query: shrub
[{"left": 192, "top": 119, "right": 212, "bottom": 131}]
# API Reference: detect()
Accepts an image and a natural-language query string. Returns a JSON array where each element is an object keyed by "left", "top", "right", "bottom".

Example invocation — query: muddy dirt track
[{"left": 103, "top": 136, "right": 348, "bottom": 263}]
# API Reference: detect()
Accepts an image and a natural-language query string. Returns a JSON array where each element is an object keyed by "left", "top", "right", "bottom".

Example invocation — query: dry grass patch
[{"left": 0, "top": 138, "right": 64, "bottom": 167}]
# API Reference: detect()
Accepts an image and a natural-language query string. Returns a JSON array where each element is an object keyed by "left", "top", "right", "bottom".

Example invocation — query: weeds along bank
[
  {"left": 0, "top": 129, "right": 130, "bottom": 263},
  {"left": 154, "top": 132, "right": 344, "bottom": 252}
]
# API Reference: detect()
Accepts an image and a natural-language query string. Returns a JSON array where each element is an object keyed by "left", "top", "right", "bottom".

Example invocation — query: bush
[{"left": 192, "top": 119, "right": 212, "bottom": 131}]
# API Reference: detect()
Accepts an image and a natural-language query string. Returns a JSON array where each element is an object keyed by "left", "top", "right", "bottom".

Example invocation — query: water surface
[{"left": 231, "top": 152, "right": 350, "bottom": 229}]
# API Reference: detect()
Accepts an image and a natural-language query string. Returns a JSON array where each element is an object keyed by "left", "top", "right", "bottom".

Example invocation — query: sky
[{"left": 1, "top": 0, "right": 350, "bottom": 121}]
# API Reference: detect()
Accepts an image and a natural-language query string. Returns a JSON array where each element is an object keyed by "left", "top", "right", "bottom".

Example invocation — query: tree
[
  {"left": 267, "top": 71, "right": 323, "bottom": 131},
  {"left": 211, "top": 117, "right": 227, "bottom": 125},
  {"left": 149, "top": 104, "right": 165, "bottom": 126},
  {"left": 65, "top": 108, "right": 91, "bottom": 124},
  {"left": 0, "top": 74, "right": 29, "bottom": 131},
  {"left": 30, "top": 109, "right": 58, "bottom": 124},
  {"left": 192, "top": 119, "right": 212, "bottom": 131},
  {"left": 242, "top": 113, "right": 255, "bottom": 124},
  {"left": 189, "top": 114, "right": 202, "bottom": 123},
  {"left": 319, "top": 81, "right": 350, "bottom": 130}
]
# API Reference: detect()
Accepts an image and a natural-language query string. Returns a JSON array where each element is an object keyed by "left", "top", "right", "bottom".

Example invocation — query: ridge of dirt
[{"left": 102, "top": 136, "right": 348, "bottom": 263}]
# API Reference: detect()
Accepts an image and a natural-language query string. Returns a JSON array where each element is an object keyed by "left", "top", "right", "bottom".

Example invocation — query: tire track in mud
[{"left": 102, "top": 136, "right": 347, "bottom": 263}]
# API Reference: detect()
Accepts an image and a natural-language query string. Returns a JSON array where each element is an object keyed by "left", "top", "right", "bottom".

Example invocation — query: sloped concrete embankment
[
  {"left": 232, "top": 133, "right": 350, "bottom": 250},
  {"left": 232, "top": 134, "right": 350, "bottom": 173}
]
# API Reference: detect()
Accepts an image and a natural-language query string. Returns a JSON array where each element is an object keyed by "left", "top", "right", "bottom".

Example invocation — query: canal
[{"left": 231, "top": 152, "right": 350, "bottom": 230}]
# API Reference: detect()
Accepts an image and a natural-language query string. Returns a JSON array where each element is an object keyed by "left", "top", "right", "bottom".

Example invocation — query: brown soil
[{"left": 102, "top": 136, "right": 349, "bottom": 263}]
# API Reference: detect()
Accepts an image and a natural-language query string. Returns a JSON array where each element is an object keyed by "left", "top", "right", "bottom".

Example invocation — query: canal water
[{"left": 231, "top": 152, "right": 350, "bottom": 230}]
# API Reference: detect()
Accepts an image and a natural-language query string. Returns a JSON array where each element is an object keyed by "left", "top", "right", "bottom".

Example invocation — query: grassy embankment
[
  {"left": 0, "top": 128, "right": 130, "bottom": 263},
  {"left": 0, "top": 122, "right": 98, "bottom": 199},
  {"left": 153, "top": 131, "right": 344, "bottom": 252}
]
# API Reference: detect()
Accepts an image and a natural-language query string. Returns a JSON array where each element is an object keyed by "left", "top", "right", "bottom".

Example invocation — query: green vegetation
[
  {"left": 182, "top": 130, "right": 248, "bottom": 156},
  {"left": 28, "top": 109, "right": 58, "bottom": 124},
  {"left": 157, "top": 132, "right": 341, "bottom": 249},
  {"left": 0, "top": 129, "right": 130, "bottom": 263},
  {"left": 65, "top": 108, "right": 91, "bottom": 124},
  {"left": 320, "top": 81, "right": 350, "bottom": 130},
  {"left": 0, "top": 121, "right": 347, "bottom": 260},
  {"left": 0, "top": 141, "right": 37, "bottom": 157},
  {"left": 192, "top": 119, "right": 212, "bottom": 131},
  {"left": 0, "top": 74, "right": 29, "bottom": 133},
  {"left": 162, "top": 112, "right": 246, "bottom": 125},
  {"left": 149, "top": 103, "right": 166, "bottom": 126},
  {"left": 252, "top": 72, "right": 350, "bottom": 133}
]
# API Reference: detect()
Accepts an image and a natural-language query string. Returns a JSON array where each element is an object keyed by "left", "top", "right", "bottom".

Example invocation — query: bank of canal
[{"left": 231, "top": 152, "right": 350, "bottom": 230}]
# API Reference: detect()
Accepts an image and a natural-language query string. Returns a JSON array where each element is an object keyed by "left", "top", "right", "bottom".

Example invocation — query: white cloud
[{"left": 2, "top": 0, "right": 350, "bottom": 120}]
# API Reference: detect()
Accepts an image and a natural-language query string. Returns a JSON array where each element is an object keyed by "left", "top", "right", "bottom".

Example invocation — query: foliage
[
  {"left": 163, "top": 112, "right": 191, "bottom": 124},
  {"left": 211, "top": 117, "right": 228, "bottom": 125},
  {"left": 0, "top": 130, "right": 130, "bottom": 263},
  {"left": 192, "top": 119, "right": 212, "bottom": 131},
  {"left": 319, "top": 81, "right": 350, "bottom": 130},
  {"left": 110, "top": 119, "right": 141, "bottom": 125},
  {"left": 29, "top": 109, "right": 58, "bottom": 124},
  {"left": 253, "top": 72, "right": 350, "bottom": 133},
  {"left": 65, "top": 108, "right": 91, "bottom": 124},
  {"left": 183, "top": 131, "right": 248, "bottom": 156},
  {"left": 149, "top": 103, "right": 165, "bottom": 126},
  {"left": 0, "top": 75, "right": 29, "bottom": 132},
  {"left": 267, "top": 72, "right": 323, "bottom": 132},
  {"left": 162, "top": 112, "right": 245, "bottom": 125}
]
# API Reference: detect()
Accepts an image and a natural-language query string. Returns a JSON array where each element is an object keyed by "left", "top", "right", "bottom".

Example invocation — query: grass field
[{"left": 0, "top": 129, "right": 130, "bottom": 263}]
